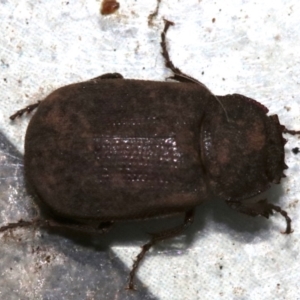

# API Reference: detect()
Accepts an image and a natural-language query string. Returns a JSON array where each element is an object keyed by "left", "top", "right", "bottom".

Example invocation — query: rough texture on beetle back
[
  {"left": 24, "top": 79, "right": 214, "bottom": 221},
  {"left": 201, "top": 94, "right": 286, "bottom": 200}
]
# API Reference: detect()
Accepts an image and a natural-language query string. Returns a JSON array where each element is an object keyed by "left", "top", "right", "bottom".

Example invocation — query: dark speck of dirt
[
  {"left": 148, "top": 0, "right": 162, "bottom": 26},
  {"left": 292, "top": 147, "right": 299, "bottom": 154},
  {"left": 101, "top": 0, "right": 120, "bottom": 15}
]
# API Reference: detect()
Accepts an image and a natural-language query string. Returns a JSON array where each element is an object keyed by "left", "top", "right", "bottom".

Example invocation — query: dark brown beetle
[{"left": 2, "top": 20, "right": 299, "bottom": 290}]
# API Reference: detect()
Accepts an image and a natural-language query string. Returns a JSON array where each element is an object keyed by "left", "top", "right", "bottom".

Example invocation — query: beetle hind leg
[
  {"left": 0, "top": 218, "right": 113, "bottom": 234},
  {"left": 226, "top": 199, "right": 292, "bottom": 234},
  {"left": 127, "top": 209, "right": 195, "bottom": 290},
  {"left": 0, "top": 219, "right": 37, "bottom": 232}
]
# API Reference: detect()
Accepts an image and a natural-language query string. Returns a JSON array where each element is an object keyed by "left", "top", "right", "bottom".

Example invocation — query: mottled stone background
[{"left": 1, "top": 0, "right": 300, "bottom": 299}]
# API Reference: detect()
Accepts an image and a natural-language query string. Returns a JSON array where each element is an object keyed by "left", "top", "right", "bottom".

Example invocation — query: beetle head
[{"left": 201, "top": 94, "right": 287, "bottom": 201}]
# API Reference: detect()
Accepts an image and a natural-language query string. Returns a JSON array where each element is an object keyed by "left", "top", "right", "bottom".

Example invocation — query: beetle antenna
[{"left": 161, "top": 19, "right": 230, "bottom": 122}]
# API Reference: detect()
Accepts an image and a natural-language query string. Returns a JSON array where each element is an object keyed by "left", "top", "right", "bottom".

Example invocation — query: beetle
[{"left": 1, "top": 20, "right": 299, "bottom": 290}]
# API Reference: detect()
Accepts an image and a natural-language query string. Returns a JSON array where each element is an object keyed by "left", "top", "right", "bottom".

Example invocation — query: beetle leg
[
  {"left": 226, "top": 199, "right": 292, "bottom": 234},
  {"left": 9, "top": 101, "right": 41, "bottom": 120},
  {"left": 283, "top": 128, "right": 300, "bottom": 135},
  {"left": 0, "top": 219, "right": 37, "bottom": 232},
  {"left": 126, "top": 208, "right": 195, "bottom": 290},
  {"left": 0, "top": 218, "right": 113, "bottom": 234},
  {"left": 160, "top": 19, "right": 230, "bottom": 122},
  {"left": 160, "top": 19, "right": 208, "bottom": 87},
  {"left": 89, "top": 73, "right": 124, "bottom": 82}
]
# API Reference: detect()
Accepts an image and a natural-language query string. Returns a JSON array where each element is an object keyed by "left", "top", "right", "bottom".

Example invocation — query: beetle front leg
[
  {"left": 226, "top": 199, "right": 292, "bottom": 234},
  {"left": 10, "top": 101, "right": 41, "bottom": 120},
  {"left": 160, "top": 19, "right": 209, "bottom": 88},
  {"left": 160, "top": 19, "right": 230, "bottom": 121},
  {"left": 127, "top": 209, "right": 195, "bottom": 290}
]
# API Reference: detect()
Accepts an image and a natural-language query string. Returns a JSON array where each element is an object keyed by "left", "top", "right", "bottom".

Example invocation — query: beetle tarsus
[
  {"left": 127, "top": 209, "right": 195, "bottom": 290},
  {"left": 10, "top": 101, "right": 41, "bottom": 120},
  {"left": 270, "top": 205, "right": 293, "bottom": 234}
]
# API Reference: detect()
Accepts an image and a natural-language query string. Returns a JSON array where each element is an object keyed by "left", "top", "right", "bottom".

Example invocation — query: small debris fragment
[{"left": 101, "top": 0, "right": 120, "bottom": 15}]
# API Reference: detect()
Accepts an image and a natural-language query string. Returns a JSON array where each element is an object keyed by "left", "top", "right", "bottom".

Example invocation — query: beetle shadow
[
  {"left": 40, "top": 209, "right": 207, "bottom": 252},
  {"left": 200, "top": 183, "right": 288, "bottom": 243},
  {"left": 94, "top": 181, "right": 287, "bottom": 252},
  {"left": 29, "top": 180, "right": 288, "bottom": 260}
]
